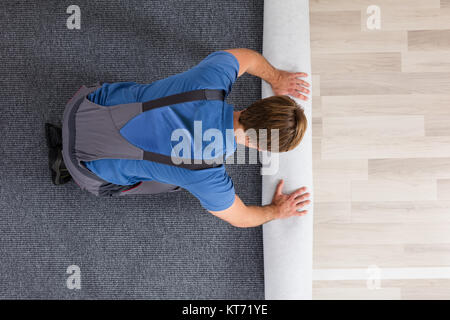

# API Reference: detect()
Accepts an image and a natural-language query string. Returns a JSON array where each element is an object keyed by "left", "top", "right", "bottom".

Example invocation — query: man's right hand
[
  {"left": 209, "top": 179, "right": 310, "bottom": 228},
  {"left": 270, "top": 179, "right": 310, "bottom": 220}
]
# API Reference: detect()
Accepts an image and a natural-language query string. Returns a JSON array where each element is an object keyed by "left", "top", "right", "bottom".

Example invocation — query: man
[{"left": 65, "top": 48, "right": 311, "bottom": 227}]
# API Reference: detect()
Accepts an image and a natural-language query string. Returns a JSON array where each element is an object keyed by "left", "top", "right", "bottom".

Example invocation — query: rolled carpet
[{"left": 261, "top": 0, "right": 314, "bottom": 300}]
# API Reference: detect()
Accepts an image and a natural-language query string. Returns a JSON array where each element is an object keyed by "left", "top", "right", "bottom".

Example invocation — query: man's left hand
[{"left": 271, "top": 70, "right": 310, "bottom": 100}]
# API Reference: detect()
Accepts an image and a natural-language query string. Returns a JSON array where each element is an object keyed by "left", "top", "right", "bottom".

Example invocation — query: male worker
[{"left": 59, "top": 48, "right": 311, "bottom": 228}]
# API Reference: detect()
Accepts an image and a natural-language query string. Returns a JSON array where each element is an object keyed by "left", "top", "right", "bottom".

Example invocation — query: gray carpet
[{"left": 0, "top": 0, "right": 264, "bottom": 299}]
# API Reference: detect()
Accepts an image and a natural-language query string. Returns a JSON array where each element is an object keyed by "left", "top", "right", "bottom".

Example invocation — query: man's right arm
[{"left": 209, "top": 179, "right": 310, "bottom": 228}]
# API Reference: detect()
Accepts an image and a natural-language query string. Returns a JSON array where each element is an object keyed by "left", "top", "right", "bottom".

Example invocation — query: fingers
[
  {"left": 291, "top": 73, "right": 310, "bottom": 88},
  {"left": 289, "top": 82, "right": 310, "bottom": 94},
  {"left": 298, "top": 94, "right": 308, "bottom": 101},
  {"left": 274, "top": 184, "right": 311, "bottom": 219},
  {"left": 297, "top": 85, "right": 310, "bottom": 94},
  {"left": 290, "top": 78, "right": 310, "bottom": 88},
  {"left": 298, "top": 79, "right": 310, "bottom": 87},
  {"left": 294, "top": 192, "right": 310, "bottom": 203},
  {"left": 292, "top": 72, "right": 308, "bottom": 78},
  {"left": 288, "top": 82, "right": 310, "bottom": 100},
  {"left": 275, "top": 186, "right": 310, "bottom": 219},
  {"left": 288, "top": 186, "right": 308, "bottom": 200},
  {"left": 296, "top": 199, "right": 311, "bottom": 208},
  {"left": 275, "top": 179, "right": 284, "bottom": 196},
  {"left": 294, "top": 210, "right": 308, "bottom": 216},
  {"left": 288, "top": 89, "right": 308, "bottom": 100}
]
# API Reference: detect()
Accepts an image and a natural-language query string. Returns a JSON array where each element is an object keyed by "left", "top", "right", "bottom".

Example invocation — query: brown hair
[{"left": 238, "top": 95, "right": 307, "bottom": 152}]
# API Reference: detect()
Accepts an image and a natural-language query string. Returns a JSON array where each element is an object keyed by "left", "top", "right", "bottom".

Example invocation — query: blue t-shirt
[{"left": 83, "top": 51, "right": 240, "bottom": 211}]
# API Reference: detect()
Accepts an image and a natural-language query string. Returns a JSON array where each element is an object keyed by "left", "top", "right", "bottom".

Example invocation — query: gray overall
[{"left": 62, "top": 82, "right": 225, "bottom": 197}]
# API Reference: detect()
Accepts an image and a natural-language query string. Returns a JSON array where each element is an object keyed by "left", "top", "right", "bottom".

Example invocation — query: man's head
[{"left": 234, "top": 95, "right": 307, "bottom": 152}]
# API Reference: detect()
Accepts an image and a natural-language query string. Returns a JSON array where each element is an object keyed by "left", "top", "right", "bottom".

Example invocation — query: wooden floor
[{"left": 310, "top": 0, "right": 450, "bottom": 299}]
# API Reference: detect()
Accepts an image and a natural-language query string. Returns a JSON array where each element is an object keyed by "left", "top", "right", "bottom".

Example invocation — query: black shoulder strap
[
  {"left": 141, "top": 88, "right": 226, "bottom": 170},
  {"left": 142, "top": 89, "right": 226, "bottom": 112},
  {"left": 142, "top": 150, "right": 223, "bottom": 170}
]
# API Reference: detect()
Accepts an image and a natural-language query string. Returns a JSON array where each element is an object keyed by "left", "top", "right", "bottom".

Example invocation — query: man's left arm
[{"left": 223, "top": 48, "right": 310, "bottom": 100}]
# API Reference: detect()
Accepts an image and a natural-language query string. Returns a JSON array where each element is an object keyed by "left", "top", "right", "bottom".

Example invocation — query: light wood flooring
[{"left": 310, "top": 0, "right": 450, "bottom": 299}]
